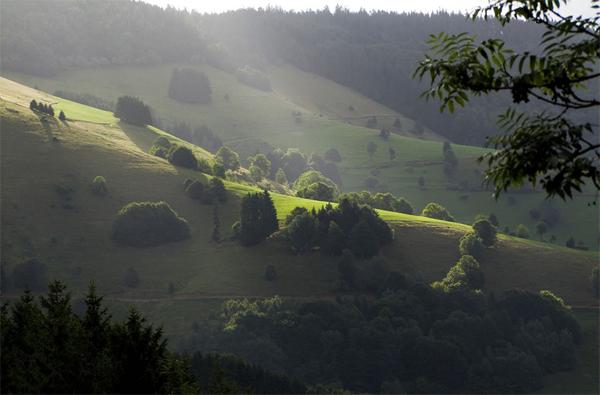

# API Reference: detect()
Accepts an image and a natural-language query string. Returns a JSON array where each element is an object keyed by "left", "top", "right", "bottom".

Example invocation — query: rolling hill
[
  {"left": 4, "top": 63, "right": 598, "bottom": 251},
  {"left": 1, "top": 76, "right": 598, "bottom": 391},
  {"left": 1, "top": 75, "right": 597, "bottom": 304}
]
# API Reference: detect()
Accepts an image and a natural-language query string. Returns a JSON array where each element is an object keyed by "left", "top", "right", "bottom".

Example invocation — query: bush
[
  {"left": 154, "top": 136, "right": 171, "bottom": 148},
  {"left": 275, "top": 168, "right": 288, "bottom": 185},
  {"left": 516, "top": 224, "right": 530, "bottom": 239},
  {"left": 285, "top": 206, "right": 308, "bottom": 225},
  {"left": 168, "top": 145, "right": 197, "bottom": 169},
  {"left": 296, "top": 182, "right": 336, "bottom": 201},
  {"left": 149, "top": 145, "right": 169, "bottom": 159},
  {"left": 264, "top": 265, "right": 277, "bottom": 281},
  {"left": 91, "top": 176, "right": 108, "bottom": 196},
  {"left": 215, "top": 146, "right": 240, "bottom": 171},
  {"left": 472, "top": 219, "right": 497, "bottom": 247},
  {"left": 114, "top": 96, "right": 153, "bottom": 126},
  {"left": 112, "top": 201, "right": 191, "bottom": 247},
  {"left": 421, "top": 202, "right": 455, "bottom": 222},
  {"left": 293, "top": 170, "right": 338, "bottom": 192},
  {"left": 185, "top": 180, "right": 204, "bottom": 200},
  {"left": 12, "top": 259, "right": 48, "bottom": 291},
  {"left": 435, "top": 255, "right": 484, "bottom": 291},
  {"left": 212, "top": 163, "right": 226, "bottom": 178},
  {"left": 459, "top": 233, "right": 484, "bottom": 259}
]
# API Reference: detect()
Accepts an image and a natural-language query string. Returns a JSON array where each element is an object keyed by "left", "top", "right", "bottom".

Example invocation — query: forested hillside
[{"left": 0, "top": 0, "right": 551, "bottom": 145}]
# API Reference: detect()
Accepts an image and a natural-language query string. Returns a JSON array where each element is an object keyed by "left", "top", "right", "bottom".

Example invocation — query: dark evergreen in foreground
[{"left": 0, "top": 282, "right": 306, "bottom": 394}]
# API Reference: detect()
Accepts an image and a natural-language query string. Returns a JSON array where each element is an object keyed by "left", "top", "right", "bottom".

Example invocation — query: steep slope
[
  {"left": 4, "top": 64, "right": 598, "bottom": 250},
  {"left": 1, "top": 78, "right": 597, "bottom": 340}
]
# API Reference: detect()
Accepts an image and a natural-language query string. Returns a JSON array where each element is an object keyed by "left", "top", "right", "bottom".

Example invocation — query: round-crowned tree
[
  {"left": 472, "top": 219, "right": 497, "bottom": 247},
  {"left": 459, "top": 233, "right": 484, "bottom": 259},
  {"left": 421, "top": 202, "right": 455, "bottom": 222},
  {"left": 112, "top": 201, "right": 191, "bottom": 247},
  {"left": 168, "top": 145, "right": 197, "bottom": 169}
]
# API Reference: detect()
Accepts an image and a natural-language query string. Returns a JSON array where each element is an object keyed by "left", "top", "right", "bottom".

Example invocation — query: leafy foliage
[
  {"left": 415, "top": 0, "right": 600, "bottom": 198},
  {"left": 459, "top": 232, "right": 484, "bottom": 259},
  {"left": 112, "top": 201, "right": 191, "bottom": 247},
  {"left": 516, "top": 224, "right": 531, "bottom": 239},
  {"left": 472, "top": 219, "right": 497, "bottom": 247},
  {"left": 285, "top": 199, "right": 393, "bottom": 258},
  {"left": 215, "top": 146, "right": 240, "bottom": 171},
  {"left": 188, "top": 283, "right": 580, "bottom": 393},
  {"left": 421, "top": 202, "right": 455, "bottom": 222},
  {"left": 434, "top": 254, "right": 485, "bottom": 291}
]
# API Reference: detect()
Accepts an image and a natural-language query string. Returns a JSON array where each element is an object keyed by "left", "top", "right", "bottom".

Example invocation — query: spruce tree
[{"left": 58, "top": 110, "right": 66, "bottom": 121}]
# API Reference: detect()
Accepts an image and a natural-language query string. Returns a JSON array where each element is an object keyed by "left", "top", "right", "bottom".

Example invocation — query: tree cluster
[
  {"left": 293, "top": 170, "right": 339, "bottom": 202},
  {"left": 184, "top": 178, "right": 227, "bottom": 205},
  {"left": 188, "top": 282, "right": 580, "bottom": 394},
  {"left": 168, "top": 68, "right": 212, "bottom": 104},
  {"left": 29, "top": 99, "right": 56, "bottom": 117},
  {"left": 286, "top": 199, "right": 393, "bottom": 257},
  {"left": 339, "top": 190, "right": 414, "bottom": 214},
  {"left": 114, "top": 96, "right": 153, "bottom": 126}
]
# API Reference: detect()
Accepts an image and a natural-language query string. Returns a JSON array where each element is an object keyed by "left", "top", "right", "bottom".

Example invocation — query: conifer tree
[
  {"left": 58, "top": 110, "right": 66, "bottom": 121},
  {"left": 29, "top": 99, "right": 38, "bottom": 111}
]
